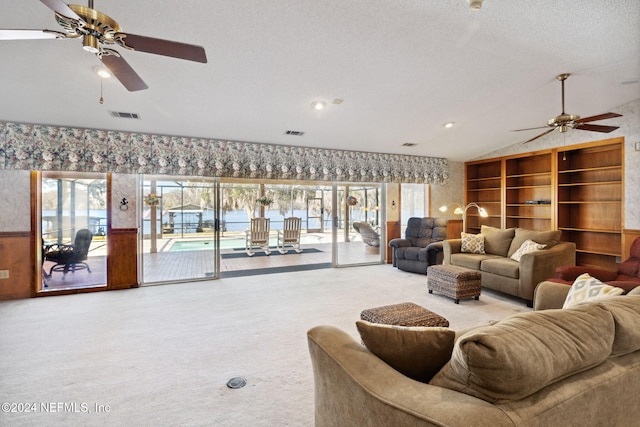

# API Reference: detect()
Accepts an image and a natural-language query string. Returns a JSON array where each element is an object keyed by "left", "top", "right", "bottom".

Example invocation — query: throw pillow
[
  {"left": 356, "top": 320, "right": 455, "bottom": 383},
  {"left": 510, "top": 239, "right": 546, "bottom": 262},
  {"left": 480, "top": 225, "right": 515, "bottom": 257},
  {"left": 507, "top": 228, "right": 562, "bottom": 258},
  {"left": 461, "top": 232, "right": 485, "bottom": 254},
  {"left": 562, "top": 273, "right": 625, "bottom": 308},
  {"left": 627, "top": 286, "right": 640, "bottom": 296}
]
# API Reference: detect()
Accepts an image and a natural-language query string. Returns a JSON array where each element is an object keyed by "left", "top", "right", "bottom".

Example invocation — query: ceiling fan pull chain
[{"left": 99, "top": 74, "right": 104, "bottom": 104}]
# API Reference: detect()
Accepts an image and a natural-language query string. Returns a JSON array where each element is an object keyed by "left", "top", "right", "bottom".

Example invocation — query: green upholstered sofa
[
  {"left": 308, "top": 288, "right": 640, "bottom": 426},
  {"left": 442, "top": 226, "right": 576, "bottom": 304}
]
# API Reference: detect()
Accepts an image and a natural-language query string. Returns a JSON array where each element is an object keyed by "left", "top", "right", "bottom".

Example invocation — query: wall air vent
[
  {"left": 402, "top": 142, "right": 417, "bottom": 147},
  {"left": 285, "top": 130, "right": 305, "bottom": 136},
  {"left": 110, "top": 111, "right": 141, "bottom": 119}
]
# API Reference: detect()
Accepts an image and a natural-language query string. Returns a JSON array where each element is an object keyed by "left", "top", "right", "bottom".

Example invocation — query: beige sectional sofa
[
  {"left": 308, "top": 288, "right": 640, "bottom": 426},
  {"left": 443, "top": 226, "right": 576, "bottom": 304}
]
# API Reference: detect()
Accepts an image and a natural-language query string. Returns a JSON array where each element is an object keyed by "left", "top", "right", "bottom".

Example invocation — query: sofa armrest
[
  {"left": 389, "top": 238, "right": 411, "bottom": 249},
  {"left": 518, "top": 242, "right": 576, "bottom": 302},
  {"left": 443, "top": 239, "right": 462, "bottom": 265},
  {"left": 533, "top": 281, "right": 571, "bottom": 310},
  {"left": 555, "top": 265, "right": 618, "bottom": 282},
  {"left": 307, "top": 325, "right": 512, "bottom": 426}
]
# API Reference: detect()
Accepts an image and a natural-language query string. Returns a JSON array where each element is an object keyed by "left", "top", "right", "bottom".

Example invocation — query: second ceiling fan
[
  {"left": 514, "top": 73, "right": 622, "bottom": 143},
  {"left": 0, "top": 0, "right": 208, "bottom": 91}
]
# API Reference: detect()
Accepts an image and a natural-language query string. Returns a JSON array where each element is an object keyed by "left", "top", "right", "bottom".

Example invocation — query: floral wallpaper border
[{"left": 0, "top": 121, "right": 448, "bottom": 184}]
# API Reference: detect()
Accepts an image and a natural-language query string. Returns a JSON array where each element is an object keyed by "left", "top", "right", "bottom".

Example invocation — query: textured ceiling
[{"left": 0, "top": 0, "right": 638, "bottom": 161}]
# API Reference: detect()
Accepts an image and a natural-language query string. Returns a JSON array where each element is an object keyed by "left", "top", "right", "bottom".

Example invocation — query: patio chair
[
  {"left": 353, "top": 222, "right": 380, "bottom": 247},
  {"left": 277, "top": 217, "right": 303, "bottom": 254},
  {"left": 43, "top": 228, "right": 93, "bottom": 278},
  {"left": 245, "top": 217, "right": 271, "bottom": 256}
]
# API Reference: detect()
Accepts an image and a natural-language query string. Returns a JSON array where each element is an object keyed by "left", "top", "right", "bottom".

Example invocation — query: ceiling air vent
[
  {"left": 285, "top": 130, "right": 305, "bottom": 136},
  {"left": 402, "top": 142, "right": 417, "bottom": 147},
  {"left": 110, "top": 111, "right": 141, "bottom": 119}
]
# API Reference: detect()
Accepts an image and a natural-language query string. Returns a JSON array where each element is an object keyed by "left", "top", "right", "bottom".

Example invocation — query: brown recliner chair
[{"left": 551, "top": 237, "right": 640, "bottom": 293}]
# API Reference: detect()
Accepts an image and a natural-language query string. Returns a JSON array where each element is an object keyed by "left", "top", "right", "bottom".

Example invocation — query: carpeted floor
[{"left": 0, "top": 264, "right": 530, "bottom": 426}]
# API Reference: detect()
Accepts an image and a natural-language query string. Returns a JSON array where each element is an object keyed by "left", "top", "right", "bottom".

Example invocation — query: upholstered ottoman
[
  {"left": 427, "top": 264, "right": 481, "bottom": 304},
  {"left": 360, "top": 302, "right": 449, "bottom": 327}
]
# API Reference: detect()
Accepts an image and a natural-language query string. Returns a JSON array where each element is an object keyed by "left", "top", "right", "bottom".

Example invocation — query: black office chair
[{"left": 43, "top": 229, "right": 93, "bottom": 278}]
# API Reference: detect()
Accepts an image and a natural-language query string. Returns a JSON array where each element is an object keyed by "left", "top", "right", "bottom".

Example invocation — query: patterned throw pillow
[
  {"left": 510, "top": 239, "right": 546, "bottom": 262},
  {"left": 461, "top": 232, "right": 485, "bottom": 254},
  {"left": 563, "top": 273, "right": 625, "bottom": 309}
]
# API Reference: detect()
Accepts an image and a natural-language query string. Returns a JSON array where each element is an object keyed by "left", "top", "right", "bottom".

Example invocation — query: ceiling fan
[
  {"left": 0, "top": 0, "right": 207, "bottom": 91},
  {"left": 514, "top": 73, "right": 622, "bottom": 143}
]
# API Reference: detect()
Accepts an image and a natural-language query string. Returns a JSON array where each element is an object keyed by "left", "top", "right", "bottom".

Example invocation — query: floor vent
[
  {"left": 285, "top": 130, "right": 305, "bottom": 136},
  {"left": 110, "top": 111, "right": 141, "bottom": 119},
  {"left": 226, "top": 376, "right": 247, "bottom": 389}
]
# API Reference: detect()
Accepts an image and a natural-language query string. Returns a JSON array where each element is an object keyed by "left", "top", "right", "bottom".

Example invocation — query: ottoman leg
[
  {"left": 428, "top": 290, "right": 433, "bottom": 294},
  {"left": 474, "top": 296, "right": 479, "bottom": 300},
  {"left": 455, "top": 299, "right": 459, "bottom": 304}
]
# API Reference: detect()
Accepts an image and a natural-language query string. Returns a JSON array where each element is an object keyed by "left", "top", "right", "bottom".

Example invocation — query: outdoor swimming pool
[{"left": 169, "top": 240, "right": 216, "bottom": 252}]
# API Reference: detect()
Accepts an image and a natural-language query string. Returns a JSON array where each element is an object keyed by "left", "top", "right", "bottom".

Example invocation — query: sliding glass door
[
  {"left": 139, "top": 176, "right": 219, "bottom": 284},
  {"left": 333, "top": 183, "right": 385, "bottom": 266}
]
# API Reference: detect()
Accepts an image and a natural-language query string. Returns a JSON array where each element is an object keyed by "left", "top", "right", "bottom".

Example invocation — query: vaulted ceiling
[{"left": 1, "top": 0, "right": 638, "bottom": 161}]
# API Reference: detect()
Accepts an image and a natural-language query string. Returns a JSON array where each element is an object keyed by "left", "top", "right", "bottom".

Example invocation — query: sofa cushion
[
  {"left": 597, "top": 296, "right": 640, "bottom": 356},
  {"left": 510, "top": 239, "right": 546, "bottom": 262},
  {"left": 480, "top": 226, "right": 515, "bottom": 257},
  {"left": 356, "top": 320, "right": 455, "bottom": 383},
  {"left": 563, "top": 273, "right": 625, "bottom": 309},
  {"left": 481, "top": 258, "right": 520, "bottom": 279},
  {"left": 461, "top": 232, "right": 485, "bottom": 254},
  {"left": 451, "top": 253, "right": 495, "bottom": 270},
  {"left": 429, "top": 303, "right": 615, "bottom": 403},
  {"left": 507, "top": 228, "right": 562, "bottom": 258}
]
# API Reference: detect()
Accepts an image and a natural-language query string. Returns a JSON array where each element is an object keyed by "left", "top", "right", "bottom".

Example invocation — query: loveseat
[
  {"left": 308, "top": 287, "right": 640, "bottom": 426},
  {"left": 442, "top": 225, "right": 575, "bottom": 304},
  {"left": 389, "top": 217, "right": 448, "bottom": 274}
]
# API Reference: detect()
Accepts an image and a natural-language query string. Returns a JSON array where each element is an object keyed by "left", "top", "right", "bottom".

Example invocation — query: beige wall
[{"left": 430, "top": 161, "right": 464, "bottom": 219}]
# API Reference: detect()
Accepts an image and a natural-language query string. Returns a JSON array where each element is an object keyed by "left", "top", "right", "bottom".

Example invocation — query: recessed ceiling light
[
  {"left": 444, "top": 122, "right": 455, "bottom": 128},
  {"left": 311, "top": 100, "right": 326, "bottom": 110},
  {"left": 402, "top": 142, "right": 417, "bottom": 147}
]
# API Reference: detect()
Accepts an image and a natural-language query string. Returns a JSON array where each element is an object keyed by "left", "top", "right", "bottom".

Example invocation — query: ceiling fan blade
[
  {"left": 523, "top": 128, "right": 555, "bottom": 144},
  {"left": 512, "top": 126, "right": 549, "bottom": 132},
  {"left": 40, "top": 0, "right": 81, "bottom": 21},
  {"left": 116, "top": 33, "right": 207, "bottom": 63},
  {"left": 574, "top": 123, "right": 619, "bottom": 133},
  {"left": 575, "top": 112, "right": 622, "bottom": 123},
  {"left": 0, "top": 29, "right": 62, "bottom": 40},
  {"left": 101, "top": 54, "right": 148, "bottom": 91}
]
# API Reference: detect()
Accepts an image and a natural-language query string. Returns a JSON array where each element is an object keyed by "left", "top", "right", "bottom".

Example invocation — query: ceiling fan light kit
[
  {"left": 515, "top": 73, "right": 622, "bottom": 144},
  {"left": 468, "top": 0, "right": 483, "bottom": 11},
  {"left": 0, "top": 0, "right": 208, "bottom": 92}
]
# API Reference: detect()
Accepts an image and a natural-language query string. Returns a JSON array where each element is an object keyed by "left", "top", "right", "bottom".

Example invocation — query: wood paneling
[
  {"left": 0, "top": 232, "right": 32, "bottom": 300},
  {"left": 446, "top": 220, "right": 463, "bottom": 239},
  {"left": 385, "top": 221, "right": 400, "bottom": 263},
  {"left": 108, "top": 228, "right": 139, "bottom": 289}
]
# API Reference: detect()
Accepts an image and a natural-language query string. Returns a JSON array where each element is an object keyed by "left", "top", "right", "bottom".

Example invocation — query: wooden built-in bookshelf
[{"left": 464, "top": 137, "right": 623, "bottom": 269}]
